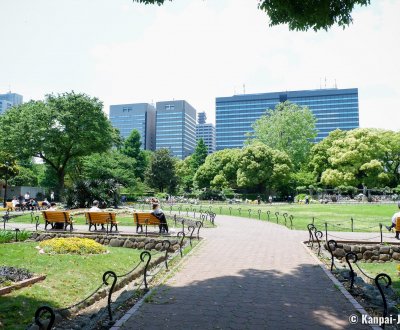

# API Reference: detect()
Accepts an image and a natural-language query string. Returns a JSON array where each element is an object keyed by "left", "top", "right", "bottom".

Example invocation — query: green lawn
[
  {"left": 0, "top": 242, "right": 145, "bottom": 330},
  {"left": 357, "top": 262, "right": 400, "bottom": 294},
  {"left": 163, "top": 202, "right": 397, "bottom": 232}
]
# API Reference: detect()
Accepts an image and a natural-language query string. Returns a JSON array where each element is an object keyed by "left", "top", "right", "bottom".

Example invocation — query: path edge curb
[
  {"left": 301, "top": 242, "right": 381, "bottom": 330},
  {"left": 110, "top": 237, "right": 206, "bottom": 329}
]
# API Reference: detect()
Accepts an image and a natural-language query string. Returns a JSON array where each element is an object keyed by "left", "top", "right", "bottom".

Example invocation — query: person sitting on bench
[{"left": 151, "top": 203, "right": 168, "bottom": 234}]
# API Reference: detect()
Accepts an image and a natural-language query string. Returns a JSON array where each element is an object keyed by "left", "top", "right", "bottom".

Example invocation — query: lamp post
[{"left": 3, "top": 161, "right": 9, "bottom": 208}]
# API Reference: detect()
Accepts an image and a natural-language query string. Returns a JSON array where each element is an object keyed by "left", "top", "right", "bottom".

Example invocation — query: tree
[
  {"left": 0, "top": 92, "right": 117, "bottom": 196},
  {"left": 176, "top": 156, "right": 195, "bottom": 193},
  {"left": 191, "top": 139, "right": 208, "bottom": 170},
  {"left": 146, "top": 149, "right": 178, "bottom": 193},
  {"left": 132, "top": 0, "right": 371, "bottom": 31},
  {"left": 236, "top": 143, "right": 292, "bottom": 193},
  {"left": 121, "top": 129, "right": 148, "bottom": 180},
  {"left": 81, "top": 151, "right": 137, "bottom": 187},
  {"left": 249, "top": 101, "right": 317, "bottom": 169},
  {"left": 194, "top": 149, "right": 241, "bottom": 189},
  {"left": 311, "top": 128, "right": 400, "bottom": 188}
]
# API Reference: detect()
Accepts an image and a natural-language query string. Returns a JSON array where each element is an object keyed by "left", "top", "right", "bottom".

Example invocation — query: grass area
[
  {"left": 0, "top": 241, "right": 146, "bottom": 330},
  {"left": 164, "top": 202, "right": 397, "bottom": 232},
  {"left": 358, "top": 262, "right": 400, "bottom": 294}
]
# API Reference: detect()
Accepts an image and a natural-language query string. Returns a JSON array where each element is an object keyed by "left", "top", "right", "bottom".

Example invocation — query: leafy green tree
[
  {"left": 9, "top": 166, "right": 38, "bottom": 186},
  {"left": 191, "top": 139, "right": 208, "bottom": 170},
  {"left": 121, "top": 129, "right": 148, "bottom": 180},
  {"left": 146, "top": 149, "right": 178, "bottom": 193},
  {"left": 0, "top": 92, "right": 117, "bottom": 196},
  {"left": 312, "top": 128, "right": 400, "bottom": 188},
  {"left": 250, "top": 101, "right": 317, "bottom": 169},
  {"left": 81, "top": 151, "right": 137, "bottom": 187},
  {"left": 236, "top": 143, "right": 292, "bottom": 193},
  {"left": 133, "top": 0, "right": 371, "bottom": 31},
  {"left": 194, "top": 149, "right": 241, "bottom": 189},
  {"left": 308, "top": 129, "right": 347, "bottom": 182},
  {"left": 176, "top": 156, "right": 195, "bottom": 193}
]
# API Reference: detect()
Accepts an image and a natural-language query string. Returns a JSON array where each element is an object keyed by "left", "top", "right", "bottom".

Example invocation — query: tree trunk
[{"left": 56, "top": 169, "right": 65, "bottom": 202}]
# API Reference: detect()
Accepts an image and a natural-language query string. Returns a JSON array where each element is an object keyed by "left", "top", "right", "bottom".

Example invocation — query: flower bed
[{"left": 39, "top": 237, "right": 107, "bottom": 255}]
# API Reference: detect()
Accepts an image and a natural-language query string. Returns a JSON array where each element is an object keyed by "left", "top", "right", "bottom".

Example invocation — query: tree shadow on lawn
[
  {"left": 126, "top": 265, "right": 370, "bottom": 330},
  {"left": 0, "top": 293, "right": 58, "bottom": 330}
]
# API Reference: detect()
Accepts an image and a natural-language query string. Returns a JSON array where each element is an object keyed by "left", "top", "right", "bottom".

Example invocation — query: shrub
[
  {"left": 39, "top": 237, "right": 107, "bottom": 255},
  {"left": 0, "top": 230, "right": 31, "bottom": 243}
]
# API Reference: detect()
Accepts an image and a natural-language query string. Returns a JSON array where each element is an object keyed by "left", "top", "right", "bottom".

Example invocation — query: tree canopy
[
  {"left": 249, "top": 101, "right": 317, "bottom": 169},
  {"left": 146, "top": 148, "right": 178, "bottom": 193},
  {"left": 237, "top": 143, "right": 292, "bottom": 193},
  {"left": 121, "top": 129, "right": 148, "bottom": 180},
  {"left": 0, "top": 92, "right": 117, "bottom": 194},
  {"left": 133, "top": 0, "right": 371, "bottom": 31}
]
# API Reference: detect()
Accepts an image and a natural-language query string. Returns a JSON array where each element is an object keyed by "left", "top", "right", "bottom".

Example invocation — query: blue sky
[{"left": 1, "top": 0, "right": 399, "bottom": 130}]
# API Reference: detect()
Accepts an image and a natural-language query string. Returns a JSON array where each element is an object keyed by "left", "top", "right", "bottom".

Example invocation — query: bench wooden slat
[
  {"left": 85, "top": 212, "right": 119, "bottom": 232},
  {"left": 42, "top": 211, "right": 74, "bottom": 231},
  {"left": 133, "top": 212, "right": 160, "bottom": 226}
]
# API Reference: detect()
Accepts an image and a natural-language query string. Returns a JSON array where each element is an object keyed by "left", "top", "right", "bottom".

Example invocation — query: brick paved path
[{"left": 114, "top": 215, "right": 370, "bottom": 330}]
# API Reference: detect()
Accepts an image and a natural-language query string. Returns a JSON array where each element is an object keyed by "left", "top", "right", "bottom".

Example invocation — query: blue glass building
[
  {"left": 156, "top": 100, "right": 197, "bottom": 159},
  {"left": 216, "top": 88, "right": 359, "bottom": 150},
  {"left": 0, "top": 92, "right": 23, "bottom": 115},
  {"left": 196, "top": 112, "right": 216, "bottom": 155},
  {"left": 109, "top": 103, "right": 156, "bottom": 150}
]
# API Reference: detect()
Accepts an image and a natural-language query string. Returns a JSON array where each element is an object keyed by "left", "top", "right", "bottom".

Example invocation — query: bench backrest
[
  {"left": 6, "top": 202, "right": 14, "bottom": 209},
  {"left": 42, "top": 211, "right": 71, "bottom": 223},
  {"left": 85, "top": 212, "right": 117, "bottom": 224},
  {"left": 396, "top": 217, "right": 400, "bottom": 231},
  {"left": 133, "top": 212, "right": 160, "bottom": 225}
]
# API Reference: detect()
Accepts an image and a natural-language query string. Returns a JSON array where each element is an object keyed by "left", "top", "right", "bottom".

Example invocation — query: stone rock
[
  {"left": 371, "top": 256, "right": 379, "bottom": 261},
  {"left": 155, "top": 243, "right": 162, "bottom": 251},
  {"left": 392, "top": 252, "right": 400, "bottom": 260},
  {"left": 109, "top": 238, "right": 121, "bottom": 247},
  {"left": 372, "top": 250, "right": 380, "bottom": 256},
  {"left": 379, "top": 246, "right": 390, "bottom": 254},
  {"left": 363, "top": 251, "right": 374, "bottom": 260},
  {"left": 392, "top": 246, "right": 400, "bottom": 253},
  {"left": 343, "top": 245, "right": 351, "bottom": 252},
  {"left": 137, "top": 242, "right": 145, "bottom": 249},
  {"left": 145, "top": 242, "right": 155, "bottom": 250},
  {"left": 360, "top": 246, "right": 367, "bottom": 253},
  {"left": 379, "top": 254, "right": 390, "bottom": 262},
  {"left": 172, "top": 244, "right": 180, "bottom": 251},
  {"left": 128, "top": 237, "right": 136, "bottom": 243},
  {"left": 123, "top": 240, "right": 135, "bottom": 248},
  {"left": 133, "top": 242, "right": 138, "bottom": 248},
  {"left": 351, "top": 245, "right": 361, "bottom": 253},
  {"left": 334, "top": 248, "right": 345, "bottom": 258},
  {"left": 356, "top": 253, "right": 363, "bottom": 260}
]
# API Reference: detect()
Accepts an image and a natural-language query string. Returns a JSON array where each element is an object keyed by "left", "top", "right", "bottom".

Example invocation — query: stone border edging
[
  {"left": 0, "top": 275, "right": 46, "bottom": 296},
  {"left": 301, "top": 242, "right": 381, "bottom": 330},
  {"left": 110, "top": 237, "right": 206, "bottom": 330}
]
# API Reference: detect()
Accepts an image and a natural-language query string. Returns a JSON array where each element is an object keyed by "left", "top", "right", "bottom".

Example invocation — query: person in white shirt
[
  {"left": 11, "top": 196, "right": 20, "bottom": 209},
  {"left": 24, "top": 192, "right": 30, "bottom": 202},
  {"left": 386, "top": 202, "right": 400, "bottom": 239},
  {"left": 89, "top": 200, "right": 104, "bottom": 229},
  {"left": 89, "top": 200, "right": 101, "bottom": 212}
]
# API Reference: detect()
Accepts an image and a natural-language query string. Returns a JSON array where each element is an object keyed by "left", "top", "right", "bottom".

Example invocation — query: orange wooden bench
[
  {"left": 42, "top": 211, "right": 74, "bottom": 231},
  {"left": 85, "top": 212, "right": 119, "bottom": 232},
  {"left": 395, "top": 217, "right": 400, "bottom": 239},
  {"left": 133, "top": 212, "right": 160, "bottom": 234}
]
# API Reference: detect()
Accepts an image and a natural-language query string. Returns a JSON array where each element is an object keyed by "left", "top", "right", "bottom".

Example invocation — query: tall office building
[
  {"left": 196, "top": 112, "right": 216, "bottom": 155},
  {"left": 109, "top": 103, "right": 156, "bottom": 150},
  {"left": 216, "top": 88, "right": 359, "bottom": 150},
  {"left": 156, "top": 100, "right": 197, "bottom": 159},
  {"left": 0, "top": 92, "right": 23, "bottom": 115}
]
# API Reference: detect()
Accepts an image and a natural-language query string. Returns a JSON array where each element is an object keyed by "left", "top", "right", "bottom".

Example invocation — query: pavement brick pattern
[{"left": 117, "top": 215, "right": 370, "bottom": 330}]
